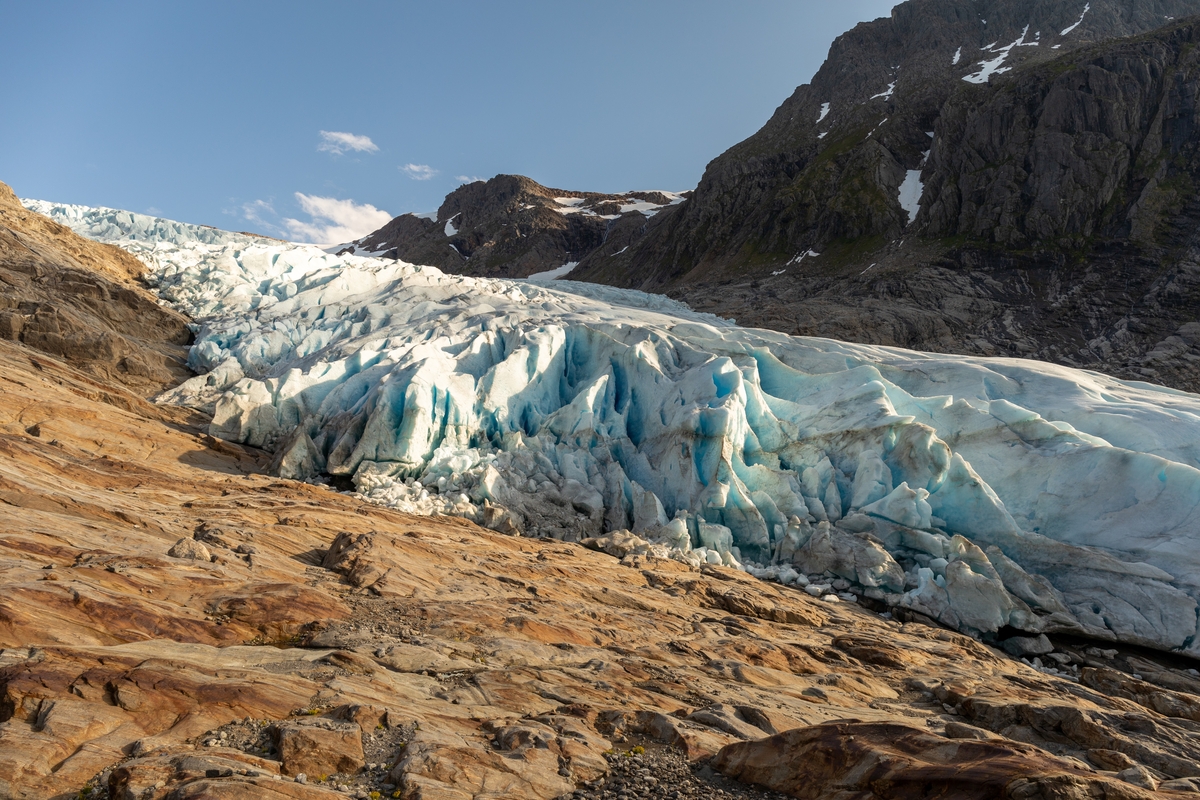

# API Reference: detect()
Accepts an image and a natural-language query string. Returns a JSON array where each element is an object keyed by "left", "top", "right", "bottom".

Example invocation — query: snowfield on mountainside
[{"left": 26, "top": 198, "right": 1200, "bottom": 658}]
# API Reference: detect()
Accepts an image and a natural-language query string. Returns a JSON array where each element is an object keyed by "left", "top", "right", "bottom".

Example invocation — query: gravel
[{"left": 561, "top": 746, "right": 788, "bottom": 800}]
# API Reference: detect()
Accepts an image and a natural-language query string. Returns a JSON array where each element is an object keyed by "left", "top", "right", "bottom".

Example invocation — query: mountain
[
  {"left": 560, "top": 0, "right": 1200, "bottom": 393},
  {"left": 342, "top": 174, "right": 685, "bottom": 279}
]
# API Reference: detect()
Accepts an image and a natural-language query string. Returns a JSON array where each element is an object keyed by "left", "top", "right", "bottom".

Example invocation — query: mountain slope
[
  {"left": 347, "top": 174, "right": 684, "bottom": 279},
  {"left": 0, "top": 181, "right": 193, "bottom": 396},
  {"left": 568, "top": 0, "right": 1200, "bottom": 392}
]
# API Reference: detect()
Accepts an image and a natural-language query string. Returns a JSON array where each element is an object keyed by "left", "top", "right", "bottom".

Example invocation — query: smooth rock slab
[{"left": 713, "top": 721, "right": 1162, "bottom": 800}]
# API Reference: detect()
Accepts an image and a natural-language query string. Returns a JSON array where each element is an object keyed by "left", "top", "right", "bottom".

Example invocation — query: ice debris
[{"left": 26, "top": 198, "right": 1200, "bottom": 656}]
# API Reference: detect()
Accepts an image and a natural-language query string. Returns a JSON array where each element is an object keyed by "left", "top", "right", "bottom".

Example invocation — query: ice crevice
[{"left": 25, "top": 198, "right": 1200, "bottom": 657}]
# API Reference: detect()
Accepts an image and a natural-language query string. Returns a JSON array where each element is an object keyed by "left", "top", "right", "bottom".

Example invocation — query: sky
[{"left": 1, "top": 1, "right": 898, "bottom": 243}]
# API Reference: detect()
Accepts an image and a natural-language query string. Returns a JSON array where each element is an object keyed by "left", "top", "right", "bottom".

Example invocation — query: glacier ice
[{"left": 26, "top": 197, "right": 1200, "bottom": 656}]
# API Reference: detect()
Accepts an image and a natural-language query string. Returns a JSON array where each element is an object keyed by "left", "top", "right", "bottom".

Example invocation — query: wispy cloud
[
  {"left": 281, "top": 193, "right": 392, "bottom": 244},
  {"left": 401, "top": 163, "right": 438, "bottom": 181},
  {"left": 240, "top": 199, "right": 276, "bottom": 229},
  {"left": 317, "top": 130, "right": 379, "bottom": 155},
  {"left": 455, "top": 175, "right": 485, "bottom": 184}
]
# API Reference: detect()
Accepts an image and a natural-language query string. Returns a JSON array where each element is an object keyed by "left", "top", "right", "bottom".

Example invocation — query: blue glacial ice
[{"left": 26, "top": 198, "right": 1200, "bottom": 656}]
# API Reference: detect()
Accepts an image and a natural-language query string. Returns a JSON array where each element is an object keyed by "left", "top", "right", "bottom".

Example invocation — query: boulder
[
  {"left": 167, "top": 538, "right": 212, "bottom": 561},
  {"left": 273, "top": 721, "right": 364, "bottom": 778}
]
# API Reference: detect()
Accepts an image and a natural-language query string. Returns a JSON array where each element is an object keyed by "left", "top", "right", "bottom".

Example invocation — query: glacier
[{"left": 25, "top": 198, "right": 1200, "bottom": 657}]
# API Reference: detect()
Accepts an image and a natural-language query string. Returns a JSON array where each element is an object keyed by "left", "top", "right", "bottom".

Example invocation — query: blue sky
[{"left": 1, "top": 1, "right": 897, "bottom": 242}]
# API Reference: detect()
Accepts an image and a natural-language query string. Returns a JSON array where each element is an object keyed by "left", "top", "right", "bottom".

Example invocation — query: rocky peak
[
  {"left": 353, "top": 174, "right": 685, "bottom": 278},
  {"left": 569, "top": 0, "right": 1200, "bottom": 290}
]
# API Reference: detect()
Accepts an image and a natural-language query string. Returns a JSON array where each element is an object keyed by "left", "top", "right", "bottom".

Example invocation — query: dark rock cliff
[
  {"left": 564, "top": 0, "right": 1200, "bottom": 392},
  {"left": 573, "top": 0, "right": 1200, "bottom": 286}
]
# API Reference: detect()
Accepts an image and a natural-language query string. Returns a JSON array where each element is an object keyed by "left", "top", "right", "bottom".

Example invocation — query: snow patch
[
  {"left": 1061, "top": 3, "right": 1090, "bottom": 36},
  {"left": 817, "top": 102, "right": 831, "bottom": 123},
  {"left": 870, "top": 82, "right": 896, "bottom": 101},
  {"left": 619, "top": 200, "right": 664, "bottom": 216},
  {"left": 963, "top": 25, "right": 1033, "bottom": 84},
  {"left": 787, "top": 249, "right": 821, "bottom": 266},
  {"left": 898, "top": 170, "right": 924, "bottom": 225},
  {"left": 444, "top": 213, "right": 460, "bottom": 237},
  {"left": 553, "top": 197, "right": 587, "bottom": 215},
  {"left": 952, "top": 47, "right": 962, "bottom": 65},
  {"left": 523, "top": 262, "right": 578, "bottom": 282}
]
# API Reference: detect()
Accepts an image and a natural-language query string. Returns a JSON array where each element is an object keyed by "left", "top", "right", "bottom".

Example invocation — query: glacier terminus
[{"left": 27, "top": 198, "right": 1200, "bottom": 658}]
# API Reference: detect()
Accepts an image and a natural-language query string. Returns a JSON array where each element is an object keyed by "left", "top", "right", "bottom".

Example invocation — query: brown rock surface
[
  {"left": 4, "top": 210, "right": 1200, "bottom": 799},
  {"left": 274, "top": 721, "right": 364, "bottom": 777},
  {"left": 712, "top": 721, "right": 1183, "bottom": 799},
  {"left": 0, "top": 180, "right": 193, "bottom": 396}
]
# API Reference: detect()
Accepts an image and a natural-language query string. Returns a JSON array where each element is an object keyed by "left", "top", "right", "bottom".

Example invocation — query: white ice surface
[
  {"left": 898, "top": 170, "right": 924, "bottom": 224},
  {"left": 27, "top": 197, "right": 1200, "bottom": 655}
]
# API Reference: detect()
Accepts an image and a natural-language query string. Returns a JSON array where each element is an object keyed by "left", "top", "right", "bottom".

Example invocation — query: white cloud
[
  {"left": 455, "top": 175, "right": 486, "bottom": 184},
  {"left": 401, "top": 163, "right": 438, "bottom": 181},
  {"left": 318, "top": 130, "right": 379, "bottom": 155},
  {"left": 281, "top": 193, "right": 392, "bottom": 244},
  {"left": 241, "top": 199, "right": 276, "bottom": 229}
]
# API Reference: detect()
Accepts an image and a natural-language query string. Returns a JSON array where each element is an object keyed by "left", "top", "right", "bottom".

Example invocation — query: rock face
[
  {"left": 350, "top": 174, "right": 685, "bottom": 279},
  {"left": 0, "top": 180, "right": 192, "bottom": 396},
  {"left": 563, "top": 0, "right": 1200, "bottom": 393}
]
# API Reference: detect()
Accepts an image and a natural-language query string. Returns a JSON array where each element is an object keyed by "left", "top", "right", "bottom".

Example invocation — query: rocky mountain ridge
[
  {"left": 345, "top": 174, "right": 685, "bottom": 279},
  {"left": 568, "top": 0, "right": 1200, "bottom": 392}
]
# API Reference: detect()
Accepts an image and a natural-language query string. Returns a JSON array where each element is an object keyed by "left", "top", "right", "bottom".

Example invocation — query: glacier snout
[{"left": 29, "top": 197, "right": 1200, "bottom": 658}]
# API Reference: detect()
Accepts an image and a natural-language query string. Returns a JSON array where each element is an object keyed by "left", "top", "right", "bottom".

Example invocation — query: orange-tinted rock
[
  {"left": 713, "top": 721, "right": 1168, "bottom": 799},
  {"left": 274, "top": 722, "right": 364, "bottom": 778}
]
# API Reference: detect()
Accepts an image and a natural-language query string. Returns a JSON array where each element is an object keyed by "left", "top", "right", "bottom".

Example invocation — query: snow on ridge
[
  {"left": 1061, "top": 3, "right": 1091, "bottom": 36},
  {"left": 963, "top": 25, "right": 1034, "bottom": 84},
  {"left": 869, "top": 82, "right": 896, "bottom": 101},
  {"left": 29, "top": 197, "right": 1200, "bottom": 655}
]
